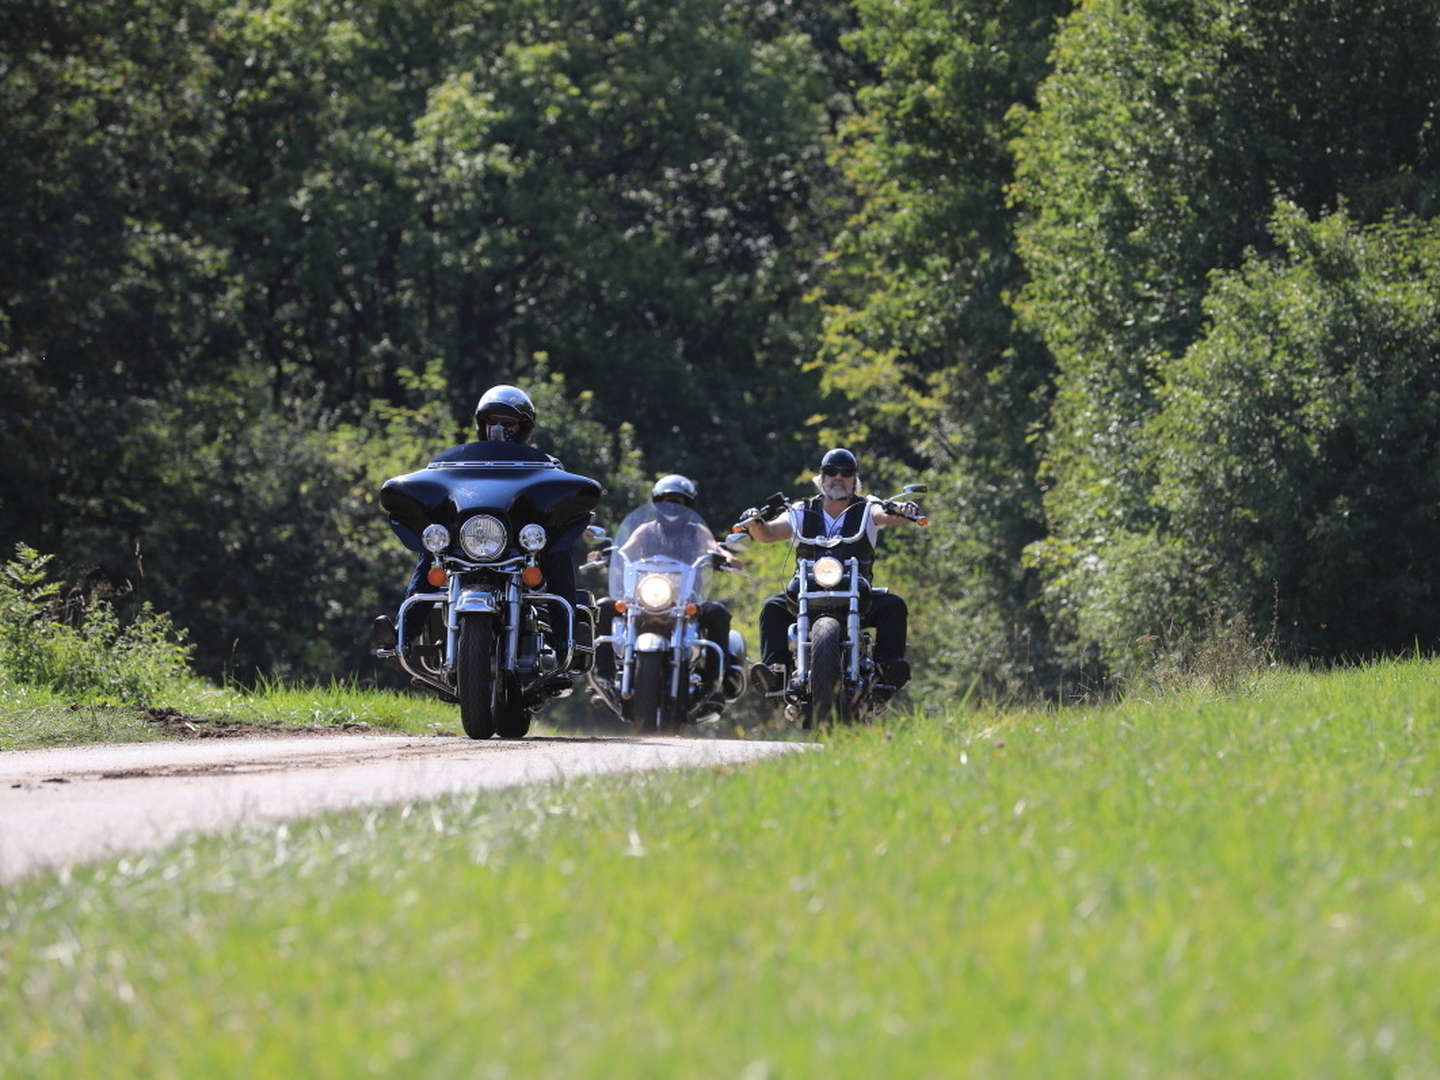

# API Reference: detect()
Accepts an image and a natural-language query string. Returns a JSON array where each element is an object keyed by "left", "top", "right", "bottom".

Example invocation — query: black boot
[
  {"left": 370, "top": 615, "right": 397, "bottom": 653},
  {"left": 877, "top": 659, "right": 910, "bottom": 690},
  {"left": 751, "top": 662, "right": 786, "bottom": 695}
]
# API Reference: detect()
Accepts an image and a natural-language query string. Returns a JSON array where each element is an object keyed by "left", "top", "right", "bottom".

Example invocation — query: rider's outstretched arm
[
  {"left": 871, "top": 498, "right": 924, "bottom": 529},
  {"left": 735, "top": 511, "right": 793, "bottom": 543}
]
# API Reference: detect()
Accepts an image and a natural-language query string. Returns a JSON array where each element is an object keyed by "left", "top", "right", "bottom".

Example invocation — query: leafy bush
[
  {"left": 0, "top": 545, "right": 193, "bottom": 705},
  {"left": 1148, "top": 206, "right": 1440, "bottom": 662}
]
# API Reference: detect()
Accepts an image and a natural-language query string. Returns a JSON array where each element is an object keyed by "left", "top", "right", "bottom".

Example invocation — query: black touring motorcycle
[
  {"left": 373, "top": 442, "right": 602, "bottom": 739},
  {"left": 734, "top": 484, "right": 927, "bottom": 727},
  {"left": 584, "top": 501, "right": 749, "bottom": 731}
]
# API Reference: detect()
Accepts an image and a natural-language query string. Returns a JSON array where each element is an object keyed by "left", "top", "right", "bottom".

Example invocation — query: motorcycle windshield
[{"left": 608, "top": 503, "right": 715, "bottom": 604}]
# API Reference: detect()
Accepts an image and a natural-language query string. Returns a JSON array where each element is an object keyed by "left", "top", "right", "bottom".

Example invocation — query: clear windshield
[{"left": 608, "top": 503, "right": 715, "bottom": 604}]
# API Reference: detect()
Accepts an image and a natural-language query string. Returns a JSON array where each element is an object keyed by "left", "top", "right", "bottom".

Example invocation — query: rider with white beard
[{"left": 735, "top": 448, "right": 920, "bottom": 694}]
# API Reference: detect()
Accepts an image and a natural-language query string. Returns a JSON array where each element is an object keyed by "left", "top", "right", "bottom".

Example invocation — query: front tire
[
  {"left": 457, "top": 616, "right": 497, "bottom": 740},
  {"left": 808, "top": 616, "right": 847, "bottom": 729},
  {"left": 630, "top": 650, "right": 669, "bottom": 732},
  {"left": 494, "top": 674, "right": 532, "bottom": 739}
]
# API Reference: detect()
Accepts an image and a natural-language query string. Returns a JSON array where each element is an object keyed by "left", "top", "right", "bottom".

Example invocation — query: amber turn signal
[
  {"left": 521, "top": 565, "right": 545, "bottom": 588},
  {"left": 613, "top": 600, "right": 629, "bottom": 613},
  {"left": 426, "top": 566, "right": 449, "bottom": 587},
  {"left": 684, "top": 603, "right": 699, "bottom": 616},
  {"left": 917, "top": 517, "right": 929, "bottom": 527}
]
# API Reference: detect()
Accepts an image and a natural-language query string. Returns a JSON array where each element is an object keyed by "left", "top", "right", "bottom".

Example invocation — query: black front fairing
[{"left": 381, "top": 442, "right": 602, "bottom": 553}]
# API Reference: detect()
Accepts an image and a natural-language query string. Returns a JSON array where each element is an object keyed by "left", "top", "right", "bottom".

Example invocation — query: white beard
[{"left": 822, "top": 478, "right": 853, "bottom": 501}]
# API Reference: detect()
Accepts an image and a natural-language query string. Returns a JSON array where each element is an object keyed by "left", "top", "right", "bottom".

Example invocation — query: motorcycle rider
[
  {"left": 733, "top": 448, "right": 920, "bottom": 694},
  {"left": 592, "top": 473, "right": 737, "bottom": 696},
  {"left": 375, "top": 384, "right": 577, "bottom": 650}
]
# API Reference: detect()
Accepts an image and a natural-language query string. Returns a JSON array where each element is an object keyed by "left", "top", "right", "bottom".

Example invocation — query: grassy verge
[
  {"left": 4, "top": 660, "right": 1439, "bottom": 1076},
  {"left": 0, "top": 679, "right": 462, "bottom": 750}
]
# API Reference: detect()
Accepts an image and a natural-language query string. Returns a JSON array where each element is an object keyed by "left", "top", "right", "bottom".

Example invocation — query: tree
[
  {"left": 1012, "top": 0, "right": 1440, "bottom": 669},
  {"left": 1145, "top": 206, "right": 1440, "bottom": 663},
  {"left": 814, "top": 0, "right": 1070, "bottom": 695}
]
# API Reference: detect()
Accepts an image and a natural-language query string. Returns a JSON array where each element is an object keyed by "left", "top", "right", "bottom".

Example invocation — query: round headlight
[
  {"left": 637, "top": 574, "right": 676, "bottom": 611},
  {"left": 518, "top": 523, "right": 547, "bottom": 552},
  {"left": 421, "top": 524, "right": 450, "bottom": 553},
  {"left": 813, "top": 556, "right": 844, "bottom": 589},
  {"left": 458, "top": 514, "right": 507, "bottom": 560}
]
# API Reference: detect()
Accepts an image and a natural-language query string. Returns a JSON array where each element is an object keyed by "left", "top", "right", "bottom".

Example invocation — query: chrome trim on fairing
[{"left": 426, "top": 460, "right": 562, "bottom": 471}]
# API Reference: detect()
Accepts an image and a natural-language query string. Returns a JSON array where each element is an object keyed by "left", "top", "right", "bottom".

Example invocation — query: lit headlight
[
  {"left": 637, "top": 574, "right": 676, "bottom": 611},
  {"left": 518, "top": 523, "right": 547, "bottom": 552},
  {"left": 813, "top": 556, "right": 844, "bottom": 588},
  {"left": 458, "top": 514, "right": 507, "bottom": 560},
  {"left": 421, "top": 524, "right": 450, "bottom": 553}
]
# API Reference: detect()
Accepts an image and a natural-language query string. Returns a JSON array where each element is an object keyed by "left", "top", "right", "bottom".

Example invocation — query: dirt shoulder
[{"left": 0, "top": 733, "right": 808, "bottom": 883}]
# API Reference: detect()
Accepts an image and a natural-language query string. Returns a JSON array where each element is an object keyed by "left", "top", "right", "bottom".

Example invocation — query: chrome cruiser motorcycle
[
  {"left": 585, "top": 502, "right": 748, "bottom": 731},
  {"left": 734, "top": 485, "right": 927, "bottom": 728},
  {"left": 373, "top": 441, "right": 602, "bottom": 739}
]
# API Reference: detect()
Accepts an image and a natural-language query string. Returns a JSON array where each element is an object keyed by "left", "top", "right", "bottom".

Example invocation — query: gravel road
[{"left": 0, "top": 733, "right": 807, "bottom": 883}]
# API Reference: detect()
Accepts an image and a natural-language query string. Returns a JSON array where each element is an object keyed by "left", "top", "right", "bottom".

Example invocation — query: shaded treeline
[{"left": 4, "top": 0, "right": 1440, "bottom": 693}]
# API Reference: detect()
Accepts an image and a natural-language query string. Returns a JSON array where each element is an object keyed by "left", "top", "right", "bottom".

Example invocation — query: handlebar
[{"left": 734, "top": 489, "right": 929, "bottom": 541}]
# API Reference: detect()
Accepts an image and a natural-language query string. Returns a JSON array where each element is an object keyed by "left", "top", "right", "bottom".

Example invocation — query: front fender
[
  {"left": 456, "top": 586, "right": 501, "bottom": 615},
  {"left": 634, "top": 632, "right": 668, "bottom": 653}
]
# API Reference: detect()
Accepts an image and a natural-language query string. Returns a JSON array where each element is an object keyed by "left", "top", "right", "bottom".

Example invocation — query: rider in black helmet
[
  {"left": 735, "top": 447, "right": 918, "bottom": 693},
  {"left": 377, "top": 384, "right": 575, "bottom": 650},
  {"left": 473, "top": 384, "right": 537, "bottom": 445}
]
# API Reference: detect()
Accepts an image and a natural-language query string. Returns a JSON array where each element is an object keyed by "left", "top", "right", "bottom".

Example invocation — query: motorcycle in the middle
[{"left": 585, "top": 501, "right": 748, "bottom": 731}]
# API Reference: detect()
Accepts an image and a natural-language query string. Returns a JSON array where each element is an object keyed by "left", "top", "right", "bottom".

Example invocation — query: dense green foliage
[
  {"left": 6, "top": 0, "right": 1440, "bottom": 692},
  {"left": 6, "top": 661, "right": 1440, "bottom": 1073},
  {"left": 815, "top": 0, "right": 1070, "bottom": 697},
  {"left": 1011, "top": 0, "right": 1440, "bottom": 675},
  {"left": 0, "top": 545, "right": 192, "bottom": 705},
  {"left": 1145, "top": 207, "right": 1440, "bottom": 665},
  {"left": 1, "top": 0, "right": 836, "bottom": 681}
]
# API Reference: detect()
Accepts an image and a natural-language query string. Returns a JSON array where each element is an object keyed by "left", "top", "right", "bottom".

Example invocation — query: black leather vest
[{"left": 794, "top": 496, "right": 875, "bottom": 580}]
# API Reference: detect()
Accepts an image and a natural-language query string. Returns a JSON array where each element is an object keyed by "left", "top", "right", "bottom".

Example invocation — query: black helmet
[
  {"left": 474, "top": 385, "right": 536, "bottom": 443},
  {"left": 651, "top": 474, "right": 698, "bottom": 507},
  {"left": 819, "top": 448, "right": 858, "bottom": 476}
]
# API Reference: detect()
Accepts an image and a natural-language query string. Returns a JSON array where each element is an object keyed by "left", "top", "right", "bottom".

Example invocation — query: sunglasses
[
  {"left": 821, "top": 466, "right": 856, "bottom": 478},
  {"left": 480, "top": 415, "right": 520, "bottom": 429},
  {"left": 654, "top": 494, "right": 690, "bottom": 505}
]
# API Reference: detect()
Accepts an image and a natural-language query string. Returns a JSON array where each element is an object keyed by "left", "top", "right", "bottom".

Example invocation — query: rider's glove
[{"left": 898, "top": 501, "right": 922, "bottom": 519}]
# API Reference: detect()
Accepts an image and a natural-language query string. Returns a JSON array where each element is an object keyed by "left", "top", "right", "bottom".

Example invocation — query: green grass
[
  {"left": 4, "top": 660, "right": 1440, "bottom": 1076},
  {"left": 0, "top": 678, "right": 463, "bottom": 750}
]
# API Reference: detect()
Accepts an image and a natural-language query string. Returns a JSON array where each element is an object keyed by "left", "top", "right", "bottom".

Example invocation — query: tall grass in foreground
[{"left": 4, "top": 660, "right": 1439, "bottom": 1077}]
